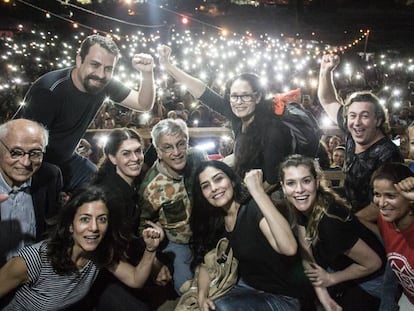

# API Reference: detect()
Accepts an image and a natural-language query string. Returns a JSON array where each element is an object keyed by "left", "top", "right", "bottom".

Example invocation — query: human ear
[
  {"left": 75, "top": 54, "right": 82, "bottom": 68},
  {"left": 108, "top": 154, "right": 117, "bottom": 166}
]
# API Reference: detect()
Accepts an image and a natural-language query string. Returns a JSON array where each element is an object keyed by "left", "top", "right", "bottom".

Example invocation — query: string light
[{"left": 0, "top": 1, "right": 412, "bottom": 128}]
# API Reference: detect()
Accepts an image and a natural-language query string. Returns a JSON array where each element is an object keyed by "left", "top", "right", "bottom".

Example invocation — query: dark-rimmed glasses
[
  {"left": 0, "top": 139, "right": 44, "bottom": 162},
  {"left": 229, "top": 92, "right": 257, "bottom": 103}
]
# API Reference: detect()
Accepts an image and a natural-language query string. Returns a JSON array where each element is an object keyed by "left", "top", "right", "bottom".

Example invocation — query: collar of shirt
[
  {"left": 155, "top": 160, "right": 183, "bottom": 181},
  {"left": 0, "top": 173, "right": 32, "bottom": 195}
]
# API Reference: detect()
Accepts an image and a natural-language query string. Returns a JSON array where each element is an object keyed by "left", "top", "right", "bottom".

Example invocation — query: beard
[{"left": 83, "top": 75, "right": 109, "bottom": 94}]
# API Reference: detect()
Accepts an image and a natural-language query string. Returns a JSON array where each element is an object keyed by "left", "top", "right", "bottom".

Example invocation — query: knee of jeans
[{"left": 173, "top": 268, "right": 193, "bottom": 294}]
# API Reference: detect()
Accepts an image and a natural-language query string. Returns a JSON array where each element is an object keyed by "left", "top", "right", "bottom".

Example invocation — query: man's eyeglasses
[
  {"left": 0, "top": 139, "right": 44, "bottom": 162},
  {"left": 158, "top": 140, "right": 188, "bottom": 154},
  {"left": 229, "top": 93, "right": 256, "bottom": 103}
]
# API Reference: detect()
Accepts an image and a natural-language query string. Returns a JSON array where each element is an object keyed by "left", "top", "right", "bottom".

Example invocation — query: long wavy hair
[
  {"left": 279, "top": 154, "right": 351, "bottom": 244},
  {"left": 190, "top": 160, "right": 248, "bottom": 270},
  {"left": 224, "top": 73, "right": 277, "bottom": 180},
  {"left": 47, "top": 185, "right": 126, "bottom": 274},
  {"left": 94, "top": 128, "right": 143, "bottom": 186}
]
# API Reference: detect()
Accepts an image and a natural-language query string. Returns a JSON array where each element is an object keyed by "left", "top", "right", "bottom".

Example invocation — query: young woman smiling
[
  {"left": 0, "top": 185, "right": 163, "bottom": 310},
  {"left": 280, "top": 154, "right": 386, "bottom": 311},
  {"left": 190, "top": 160, "right": 312, "bottom": 311},
  {"left": 371, "top": 163, "right": 414, "bottom": 310}
]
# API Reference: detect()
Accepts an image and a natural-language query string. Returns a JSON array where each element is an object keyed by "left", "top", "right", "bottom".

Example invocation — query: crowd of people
[{"left": 0, "top": 32, "right": 414, "bottom": 311}]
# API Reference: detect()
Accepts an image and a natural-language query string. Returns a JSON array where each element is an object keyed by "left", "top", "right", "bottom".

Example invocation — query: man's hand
[
  {"left": 157, "top": 45, "right": 172, "bottom": 68},
  {"left": 132, "top": 53, "right": 154, "bottom": 73},
  {"left": 142, "top": 220, "right": 164, "bottom": 252},
  {"left": 320, "top": 54, "right": 340, "bottom": 73}
]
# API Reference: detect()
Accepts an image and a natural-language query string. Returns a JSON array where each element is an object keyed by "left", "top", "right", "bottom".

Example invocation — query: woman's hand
[
  {"left": 395, "top": 177, "right": 414, "bottom": 201},
  {"left": 244, "top": 169, "right": 264, "bottom": 193},
  {"left": 320, "top": 295, "right": 343, "bottom": 311},
  {"left": 157, "top": 45, "right": 172, "bottom": 68},
  {"left": 142, "top": 220, "right": 164, "bottom": 252},
  {"left": 305, "top": 262, "right": 334, "bottom": 287},
  {"left": 198, "top": 296, "right": 216, "bottom": 311}
]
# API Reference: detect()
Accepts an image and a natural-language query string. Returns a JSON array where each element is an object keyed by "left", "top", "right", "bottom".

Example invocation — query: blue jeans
[
  {"left": 58, "top": 153, "right": 97, "bottom": 192},
  {"left": 379, "top": 262, "right": 401, "bottom": 311},
  {"left": 163, "top": 241, "right": 193, "bottom": 294},
  {"left": 359, "top": 273, "right": 383, "bottom": 298},
  {"left": 213, "top": 280, "right": 300, "bottom": 311}
]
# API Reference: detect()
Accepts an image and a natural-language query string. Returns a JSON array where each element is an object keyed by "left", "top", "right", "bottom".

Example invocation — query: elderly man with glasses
[
  {"left": 0, "top": 119, "right": 63, "bottom": 267},
  {"left": 138, "top": 118, "right": 207, "bottom": 295}
]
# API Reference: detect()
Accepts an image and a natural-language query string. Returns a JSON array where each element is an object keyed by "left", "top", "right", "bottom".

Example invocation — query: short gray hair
[{"left": 151, "top": 119, "right": 188, "bottom": 149}]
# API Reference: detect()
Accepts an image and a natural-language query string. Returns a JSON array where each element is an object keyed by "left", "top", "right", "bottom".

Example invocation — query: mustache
[{"left": 87, "top": 75, "right": 107, "bottom": 82}]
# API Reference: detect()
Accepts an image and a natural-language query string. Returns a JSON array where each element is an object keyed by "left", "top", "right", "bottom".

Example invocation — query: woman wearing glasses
[{"left": 158, "top": 45, "right": 292, "bottom": 192}]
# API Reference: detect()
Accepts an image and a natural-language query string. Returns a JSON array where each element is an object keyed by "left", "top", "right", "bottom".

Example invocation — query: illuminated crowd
[
  {"left": 2, "top": 14, "right": 414, "bottom": 310},
  {"left": 1, "top": 26, "right": 413, "bottom": 130}
]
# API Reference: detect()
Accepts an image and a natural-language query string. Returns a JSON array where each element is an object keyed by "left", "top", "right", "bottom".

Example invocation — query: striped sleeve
[{"left": 17, "top": 242, "right": 43, "bottom": 284}]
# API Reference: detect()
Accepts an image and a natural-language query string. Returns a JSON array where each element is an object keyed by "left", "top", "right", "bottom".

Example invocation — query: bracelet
[{"left": 145, "top": 247, "right": 157, "bottom": 253}]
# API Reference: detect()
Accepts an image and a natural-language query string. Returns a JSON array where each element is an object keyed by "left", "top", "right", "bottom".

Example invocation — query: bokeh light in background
[{"left": 0, "top": 1, "right": 413, "bottom": 131}]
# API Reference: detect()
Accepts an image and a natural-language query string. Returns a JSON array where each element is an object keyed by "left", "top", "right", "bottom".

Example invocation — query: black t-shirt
[
  {"left": 337, "top": 107, "right": 403, "bottom": 212},
  {"left": 15, "top": 67, "right": 130, "bottom": 164},
  {"left": 297, "top": 204, "right": 386, "bottom": 284},
  {"left": 228, "top": 201, "right": 311, "bottom": 299}
]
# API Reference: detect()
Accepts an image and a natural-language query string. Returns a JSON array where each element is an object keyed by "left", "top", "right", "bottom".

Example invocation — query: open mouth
[
  {"left": 212, "top": 192, "right": 225, "bottom": 199},
  {"left": 294, "top": 195, "right": 309, "bottom": 201},
  {"left": 84, "top": 235, "right": 99, "bottom": 242}
]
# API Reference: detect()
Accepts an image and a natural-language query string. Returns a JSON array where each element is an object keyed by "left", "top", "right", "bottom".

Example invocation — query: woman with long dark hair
[
  {"left": 158, "top": 45, "right": 292, "bottom": 191},
  {"left": 0, "top": 185, "right": 163, "bottom": 310},
  {"left": 371, "top": 163, "right": 414, "bottom": 310},
  {"left": 190, "top": 160, "right": 311, "bottom": 310},
  {"left": 91, "top": 128, "right": 172, "bottom": 311}
]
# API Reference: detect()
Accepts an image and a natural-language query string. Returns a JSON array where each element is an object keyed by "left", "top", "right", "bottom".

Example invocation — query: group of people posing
[{"left": 0, "top": 34, "right": 413, "bottom": 311}]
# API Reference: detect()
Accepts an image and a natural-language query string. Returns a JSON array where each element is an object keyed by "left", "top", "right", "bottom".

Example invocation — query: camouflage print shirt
[
  {"left": 138, "top": 148, "right": 207, "bottom": 243},
  {"left": 138, "top": 160, "right": 192, "bottom": 244}
]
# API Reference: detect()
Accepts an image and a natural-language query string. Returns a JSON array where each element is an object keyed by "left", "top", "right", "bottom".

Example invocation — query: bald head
[
  {"left": 0, "top": 119, "right": 48, "bottom": 147},
  {"left": 0, "top": 119, "right": 49, "bottom": 187}
]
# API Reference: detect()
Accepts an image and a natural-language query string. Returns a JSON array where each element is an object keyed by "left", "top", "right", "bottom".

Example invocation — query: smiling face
[
  {"left": 229, "top": 78, "right": 260, "bottom": 121},
  {"left": 281, "top": 164, "right": 318, "bottom": 214},
  {"left": 0, "top": 121, "right": 46, "bottom": 188},
  {"left": 346, "top": 101, "right": 381, "bottom": 149},
  {"left": 74, "top": 44, "right": 117, "bottom": 94},
  {"left": 71, "top": 200, "right": 109, "bottom": 257},
  {"left": 199, "top": 166, "right": 234, "bottom": 209},
  {"left": 108, "top": 138, "right": 144, "bottom": 185},
  {"left": 373, "top": 178, "right": 413, "bottom": 229},
  {"left": 332, "top": 148, "right": 345, "bottom": 166},
  {"left": 156, "top": 133, "right": 188, "bottom": 176}
]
